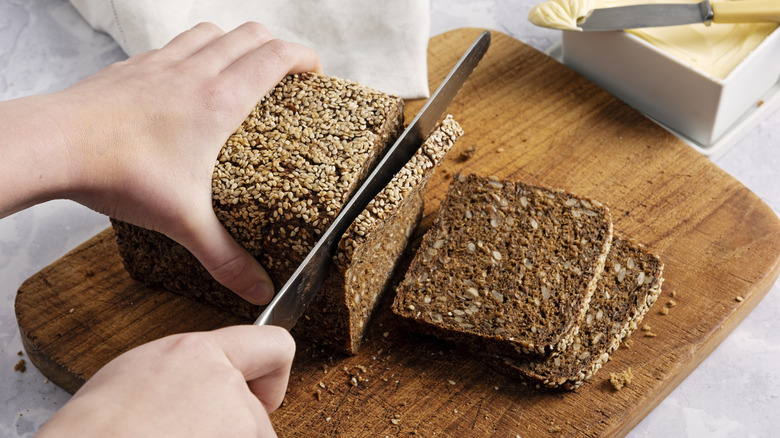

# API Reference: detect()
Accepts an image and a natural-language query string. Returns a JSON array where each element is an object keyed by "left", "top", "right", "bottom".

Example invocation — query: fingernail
[{"left": 246, "top": 281, "right": 273, "bottom": 305}]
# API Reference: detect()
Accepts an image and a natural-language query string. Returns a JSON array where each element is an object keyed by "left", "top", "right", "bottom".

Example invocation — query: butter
[
  {"left": 528, "top": 0, "right": 595, "bottom": 31},
  {"left": 627, "top": 21, "right": 777, "bottom": 79},
  {"left": 528, "top": 0, "right": 778, "bottom": 78}
]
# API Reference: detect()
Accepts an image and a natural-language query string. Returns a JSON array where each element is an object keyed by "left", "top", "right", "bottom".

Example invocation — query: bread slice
[
  {"left": 111, "top": 71, "right": 462, "bottom": 353},
  {"left": 493, "top": 235, "right": 664, "bottom": 390},
  {"left": 392, "top": 174, "right": 613, "bottom": 357}
]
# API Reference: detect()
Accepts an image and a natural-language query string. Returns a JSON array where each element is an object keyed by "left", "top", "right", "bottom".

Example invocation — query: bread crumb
[
  {"left": 456, "top": 145, "right": 476, "bottom": 162},
  {"left": 609, "top": 367, "right": 634, "bottom": 391},
  {"left": 670, "top": 290, "right": 676, "bottom": 298},
  {"left": 660, "top": 307, "right": 669, "bottom": 315},
  {"left": 549, "top": 425, "right": 563, "bottom": 433},
  {"left": 623, "top": 339, "right": 634, "bottom": 349},
  {"left": 644, "top": 332, "right": 657, "bottom": 338},
  {"left": 735, "top": 296, "right": 744, "bottom": 302},
  {"left": 641, "top": 324, "right": 651, "bottom": 331},
  {"left": 667, "top": 300, "right": 677, "bottom": 308},
  {"left": 14, "top": 359, "right": 26, "bottom": 373}
]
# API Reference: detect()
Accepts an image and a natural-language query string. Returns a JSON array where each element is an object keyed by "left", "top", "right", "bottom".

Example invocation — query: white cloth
[{"left": 70, "top": 0, "right": 430, "bottom": 99}]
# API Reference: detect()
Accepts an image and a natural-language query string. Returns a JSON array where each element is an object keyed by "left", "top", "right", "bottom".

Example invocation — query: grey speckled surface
[{"left": 2, "top": 1, "right": 778, "bottom": 436}]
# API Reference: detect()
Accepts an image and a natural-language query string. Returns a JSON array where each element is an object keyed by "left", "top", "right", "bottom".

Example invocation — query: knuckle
[
  {"left": 165, "top": 332, "right": 216, "bottom": 358},
  {"left": 192, "top": 21, "right": 223, "bottom": 35},
  {"left": 263, "top": 38, "right": 295, "bottom": 65},
  {"left": 194, "top": 76, "right": 235, "bottom": 115},
  {"left": 219, "top": 363, "right": 250, "bottom": 390},
  {"left": 165, "top": 334, "right": 248, "bottom": 388},
  {"left": 238, "top": 21, "right": 272, "bottom": 40}
]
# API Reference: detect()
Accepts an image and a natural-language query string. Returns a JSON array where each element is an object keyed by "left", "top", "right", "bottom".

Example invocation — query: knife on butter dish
[
  {"left": 578, "top": 0, "right": 780, "bottom": 31},
  {"left": 254, "top": 31, "right": 491, "bottom": 330}
]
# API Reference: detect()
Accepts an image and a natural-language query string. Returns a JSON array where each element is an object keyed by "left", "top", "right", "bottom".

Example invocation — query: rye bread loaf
[
  {"left": 111, "top": 72, "right": 463, "bottom": 353},
  {"left": 392, "top": 174, "right": 613, "bottom": 357},
  {"left": 493, "top": 235, "right": 664, "bottom": 389}
]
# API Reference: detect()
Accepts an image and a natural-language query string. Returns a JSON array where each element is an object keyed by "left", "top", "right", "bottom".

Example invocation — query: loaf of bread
[
  {"left": 112, "top": 72, "right": 463, "bottom": 354},
  {"left": 392, "top": 174, "right": 613, "bottom": 357},
  {"left": 493, "top": 235, "right": 664, "bottom": 389}
]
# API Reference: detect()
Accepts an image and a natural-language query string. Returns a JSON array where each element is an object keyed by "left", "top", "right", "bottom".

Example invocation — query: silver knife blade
[
  {"left": 254, "top": 30, "right": 491, "bottom": 330},
  {"left": 578, "top": 0, "right": 714, "bottom": 31}
]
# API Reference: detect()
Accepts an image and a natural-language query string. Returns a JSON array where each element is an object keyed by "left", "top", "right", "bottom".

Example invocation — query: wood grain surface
[{"left": 15, "top": 28, "right": 780, "bottom": 437}]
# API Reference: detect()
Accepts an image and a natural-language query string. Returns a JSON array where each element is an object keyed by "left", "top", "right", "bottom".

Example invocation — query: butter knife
[
  {"left": 254, "top": 30, "right": 491, "bottom": 330},
  {"left": 578, "top": 0, "right": 780, "bottom": 31}
]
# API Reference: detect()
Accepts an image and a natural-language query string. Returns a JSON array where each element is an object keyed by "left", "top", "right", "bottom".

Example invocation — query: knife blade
[
  {"left": 254, "top": 30, "right": 491, "bottom": 330},
  {"left": 578, "top": 0, "right": 780, "bottom": 31}
]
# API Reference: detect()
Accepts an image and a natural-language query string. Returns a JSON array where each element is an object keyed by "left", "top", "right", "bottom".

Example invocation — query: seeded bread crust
[
  {"left": 494, "top": 235, "right": 664, "bottom": 390},
  {"left": 112, "top": 71, "right": 462, "bottom": 354},
  {"left": 392, "top": 174, "right": 613, "bottom": 358}
]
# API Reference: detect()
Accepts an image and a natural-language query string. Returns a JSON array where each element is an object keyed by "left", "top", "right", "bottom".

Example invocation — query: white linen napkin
[{"left": 69, "top": 0, "right": 430, "bottom": 99}]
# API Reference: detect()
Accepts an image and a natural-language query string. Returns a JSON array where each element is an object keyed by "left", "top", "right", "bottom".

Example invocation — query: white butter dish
[{"left": 558, "top": 25, "right": 780, "bottom": 153}]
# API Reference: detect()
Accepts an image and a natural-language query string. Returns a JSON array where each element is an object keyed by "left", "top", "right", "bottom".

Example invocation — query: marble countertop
[{"left": 1, "top": 1, "right": 778, "bottom": 436}]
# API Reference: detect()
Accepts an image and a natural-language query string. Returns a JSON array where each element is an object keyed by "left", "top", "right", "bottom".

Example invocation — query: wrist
[{"left": 0, "top": 94, "right": 78, "bottom": 216}]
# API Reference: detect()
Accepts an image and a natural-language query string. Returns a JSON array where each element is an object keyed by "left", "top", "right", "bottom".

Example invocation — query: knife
[
  {"left": 254, "top": 30, "right": 491, "bottom": 330},
  {"left": 578, "top": 0, "right": 780, "bottom": 31}
]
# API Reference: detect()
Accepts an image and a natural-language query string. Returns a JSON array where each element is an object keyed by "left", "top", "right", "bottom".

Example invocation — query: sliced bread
[
  {"left": 392, "top": 174, "right": 613, "bottom": 357},
  {"left": 493, "top": 235, "right": 664, "bottom": 389}
]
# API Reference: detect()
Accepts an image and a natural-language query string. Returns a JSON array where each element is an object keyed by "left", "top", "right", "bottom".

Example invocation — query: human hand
[
  {"left": 37, "top": 325, "right": 295, "bottom": 438},
  {"left": 54, "top": 22, "right": 321, "bottom": 304}
]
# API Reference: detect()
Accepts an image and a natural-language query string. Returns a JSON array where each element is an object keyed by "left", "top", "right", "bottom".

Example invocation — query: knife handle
[{"left": 712, "top": 0, "right": 780, "bottom": 23}]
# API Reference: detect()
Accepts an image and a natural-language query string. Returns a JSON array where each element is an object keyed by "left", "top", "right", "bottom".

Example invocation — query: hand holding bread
[
  {"left": 1, "top": 23, "right": 320, "bottom": 436},
  {"left": 0, "top": 22, "right": 322, "bottom": 305}
]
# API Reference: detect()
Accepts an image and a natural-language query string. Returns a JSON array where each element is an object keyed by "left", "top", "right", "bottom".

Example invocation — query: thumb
[
  {"left": 209, "top": 325, "right": 296, "bottom": 413},
  {"left": 177, "top": 209, "right": 275, "bottom": 305}
]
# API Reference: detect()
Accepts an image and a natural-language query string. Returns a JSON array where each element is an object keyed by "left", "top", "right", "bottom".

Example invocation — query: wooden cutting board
[{"left": 16, "top": 28, "right": 780, "bottom": 437}]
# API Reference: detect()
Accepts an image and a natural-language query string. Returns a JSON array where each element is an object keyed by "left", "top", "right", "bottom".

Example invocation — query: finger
[
  {"left": 160, "top": 22, "right": 226, "bottom": 60},
  {"left": 186, "top": 22, "right": 276, "bottom": 74},
  {"left": 251, "top": 409, "right": 278, "bottom": 438},
  {"left": 179, "top": 209, "right": 275, "bottom": 305},
  {"left": 218, "top": 39, "right": 323, "bottom": 100},
  {"left": 209, "top": 325, "right": 296, "bottom": 413}
]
